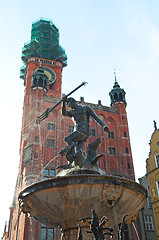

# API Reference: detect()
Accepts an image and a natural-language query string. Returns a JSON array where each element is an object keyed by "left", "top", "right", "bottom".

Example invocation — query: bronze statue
[
  {"left": 59, "top": 97, "right": 109, "bottom": 169},
  {"left": 77, "top": 210, "right": 114, "bottom": 240}
]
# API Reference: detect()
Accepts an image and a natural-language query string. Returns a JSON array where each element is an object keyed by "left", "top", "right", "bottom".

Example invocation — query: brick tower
[{"left": 5, "top": 18, "right": 140, "bottom": 240}]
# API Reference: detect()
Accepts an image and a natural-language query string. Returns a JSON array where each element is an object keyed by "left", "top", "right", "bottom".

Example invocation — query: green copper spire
[
  {"left": 109, "top": 71, "right": 127, "bottom": 106},
  {"left": 20, "top": 18, "right": 67, "bottom": 80}
]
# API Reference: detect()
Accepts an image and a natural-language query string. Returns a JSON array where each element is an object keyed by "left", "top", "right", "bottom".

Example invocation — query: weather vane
[{"left": 114, "top": 68, "right": 117, "bottom": 82}]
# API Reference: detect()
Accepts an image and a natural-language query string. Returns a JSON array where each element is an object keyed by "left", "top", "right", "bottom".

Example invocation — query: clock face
[{"left": 43, "top": 66, "right": 57, "bottom": 85}]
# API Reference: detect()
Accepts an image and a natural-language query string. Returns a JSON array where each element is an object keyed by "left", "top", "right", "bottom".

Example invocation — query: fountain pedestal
[{"left": 19, "top": 173, "right": 147, "bottom": 239}]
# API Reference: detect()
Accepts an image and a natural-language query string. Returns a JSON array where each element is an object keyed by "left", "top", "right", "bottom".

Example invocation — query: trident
[{"left": 37, "top": 81, "right": 87, "bottom": 124}]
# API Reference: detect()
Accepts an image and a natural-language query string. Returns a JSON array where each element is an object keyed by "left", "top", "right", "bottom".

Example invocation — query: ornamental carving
[{"left": 102, "top": 184, "right": 123, "bottom": 206}]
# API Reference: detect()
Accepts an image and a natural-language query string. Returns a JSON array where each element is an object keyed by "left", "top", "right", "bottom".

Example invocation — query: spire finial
[
  {"left": 114, "top": 68, "right": 117, "bottom": 82},
  {"left": 153, "top": 120, "right": 157, "bottom": 131}
]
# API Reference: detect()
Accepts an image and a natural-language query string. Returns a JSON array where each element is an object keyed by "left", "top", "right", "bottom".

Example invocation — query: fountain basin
[{"left": 19, "top": 174, "right": 147, "bottom": 231}]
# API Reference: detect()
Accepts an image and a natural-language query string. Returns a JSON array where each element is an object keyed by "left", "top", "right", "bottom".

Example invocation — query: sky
[{"left": 0, "top": 0, "right": 159, "bottom": 237}]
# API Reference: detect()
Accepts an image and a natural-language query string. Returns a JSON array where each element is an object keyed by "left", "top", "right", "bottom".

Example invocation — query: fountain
[{"left": 19, "top": 96, "right": 147, "bottom": 239}]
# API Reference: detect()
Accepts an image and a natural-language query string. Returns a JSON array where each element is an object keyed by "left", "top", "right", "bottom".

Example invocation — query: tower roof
[
  {"left": 109, "top": 72, "right": 127, "bottom": 106},
  {"left": 20, "top": 18, "right": 67, "bottom": 80}
]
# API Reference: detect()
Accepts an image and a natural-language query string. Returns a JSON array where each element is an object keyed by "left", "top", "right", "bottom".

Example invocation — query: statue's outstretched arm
[
  {"left": 62, "top": 98, "right": 72, "bottom": 117},
  {"left": 87, "top": 107, "right": 109, "bottom": 132}
]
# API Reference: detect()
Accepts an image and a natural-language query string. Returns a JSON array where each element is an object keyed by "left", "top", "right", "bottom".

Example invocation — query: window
[
  {"left": 43, "top": 169, "right": 55, "bottom": 180},
  {"left": 114, "top": 92, "right": 118, "bottom": 100},
  {"left": 156, "top": 180, "right": 159, "bottom": 196},
  {"left": 69, "top": 125, "right": 74, "bottom": 133},
  {"left": 108, "top": 131, "right": 114, "bottom": 139},
  {"left": 126, "top": 147, "right": 129, "bottom": 154},
  {"left": 147, "top": 197, "right": 152, "bottom": 208},
  {"left": 118, "top": 223, "right": 129, "bottom": 240},
  {"left": 144, "top": 215, "right": 154, "bottom": 231},
  {"left": 124, "top": 132, "right": 127, "bottom": 137},
  {"left": 123, "top": 224, "right": 129, "bottom": 240},
  {"left": 155, "top": 154, "right": 159, "bottom": 168},
  {"left": 128, "top": 163, "right": 131, "bottom": 169},
  {"left": 34, "top": 152, "right": 38, "bottom": 159},
  {"left": 48, "top": 123, "right": 55, "bottom": 130},
  {"left": 109, "top": 147, "right": 116, "bottom": 155},
  {"left": 35, "top": 136, "right": 39, "bottom": 142},
  {"left": 41, "top": 224, "right": 54, "bottom": 240},
  {"left": 89, "top": 128, "right": 95, "bottom": 136},
  {"left": 47, "top": 139, "right": 54, "bottom": 148},
  {"left": 23, "top": 145, "right": 33, "bottom": 164},
  {"left": 151, "top": 188, "right": 156, "bottom": 198}
]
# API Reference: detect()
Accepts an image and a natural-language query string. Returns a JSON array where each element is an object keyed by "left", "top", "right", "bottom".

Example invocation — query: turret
[
  {"left": 31, "top": 66, "right": 48, "bottom": 91},
  {"left": 109, "top": 72, "right": 126, "bottom": 107}
]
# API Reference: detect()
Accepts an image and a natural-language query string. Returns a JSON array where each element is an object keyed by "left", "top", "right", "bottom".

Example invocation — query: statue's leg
[
  {"left": 65, "top": 131, "right": 79, "bottom": 146},
  {"left": 65, "top": 132, "right": 81, "bottom": 155},
  {"left": 76, "top": 140, "right": 85, "bottom": 152}
]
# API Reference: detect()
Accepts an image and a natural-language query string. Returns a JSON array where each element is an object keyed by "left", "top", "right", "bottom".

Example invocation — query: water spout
[{"left": 132, "top": 221, "right": 140, "bottom": 240}]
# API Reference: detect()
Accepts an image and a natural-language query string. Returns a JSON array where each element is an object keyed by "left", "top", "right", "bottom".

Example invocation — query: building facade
[
  {"left": 146, "top": 122, "right": 159, "bottom": 239},
  {"left": 139, "top": 174, "right": 157, "bottom": 239},
  {"left": 4, "top": 18, "right": 142, "bottom": 240}
]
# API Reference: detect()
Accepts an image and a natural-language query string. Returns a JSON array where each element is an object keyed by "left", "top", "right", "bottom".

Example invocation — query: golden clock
[{"left": 43, "top": 66, "right": 57, "bottom": 85}]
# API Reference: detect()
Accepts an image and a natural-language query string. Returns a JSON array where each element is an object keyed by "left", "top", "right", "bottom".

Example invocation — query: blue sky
[{"left": 0, "top": 0, "right": 159, "bottom": 236}]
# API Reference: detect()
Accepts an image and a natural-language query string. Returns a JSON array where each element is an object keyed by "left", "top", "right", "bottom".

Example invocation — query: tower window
[
  {"left": 33, "top": 77, "right": 37, "bottom": 86},
  {"left": 128, "top": 163, "right": 131, "bottom": 169},
  {"left": 48, "top": 123, "right": 55, "bottom": 130},
  {"left": 126, "top": 147, "right": 129, "bottom": 154},
  {"left": 124, "top": 132, "right": 127, "bottom": 137},
  {"left": 47, "top": 139, "right": 54, "bottom": 148},
  {"left": 108, "top": 131, "right": 114, "bottom": 139},
  {"left": 39, "top": 77, "right": 43, "bottom": 86},
  {"left": 144, "top": 215, "right": 154, "bottom": 231},
  {"left": 41, "top": 224, "right": 54, "bottom": 240},
  {"left": 109, "top": 147, "right": 116, "bottom": 155},
  {"left": 114, "top": 92, "right": 118, "bottom": 101},
  {"left": 119, "top": 92, "right": 123, "bottom": 101}
]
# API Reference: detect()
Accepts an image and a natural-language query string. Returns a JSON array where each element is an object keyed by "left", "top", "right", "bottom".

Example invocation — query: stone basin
[{"left": 19, "top": 174, "right": 147, "bottom": 234}]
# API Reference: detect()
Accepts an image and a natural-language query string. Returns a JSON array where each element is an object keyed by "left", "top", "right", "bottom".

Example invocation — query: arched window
[
  {"left": 119, "top": 92, "right": 123, "bottom": 101},
  {"left": 39, "top": 77, "right": 43, "bottom": 86},
  {"left": 114, "top": 92, "right": 118, "bottom": 101},
  {"left": 33, "top": 77, "right": 37, "bottom": 86}
]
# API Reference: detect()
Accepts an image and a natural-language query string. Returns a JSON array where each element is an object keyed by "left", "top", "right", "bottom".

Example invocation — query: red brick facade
[{"left": 6, "top": 56, "right": 141, "bottom": 240}]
